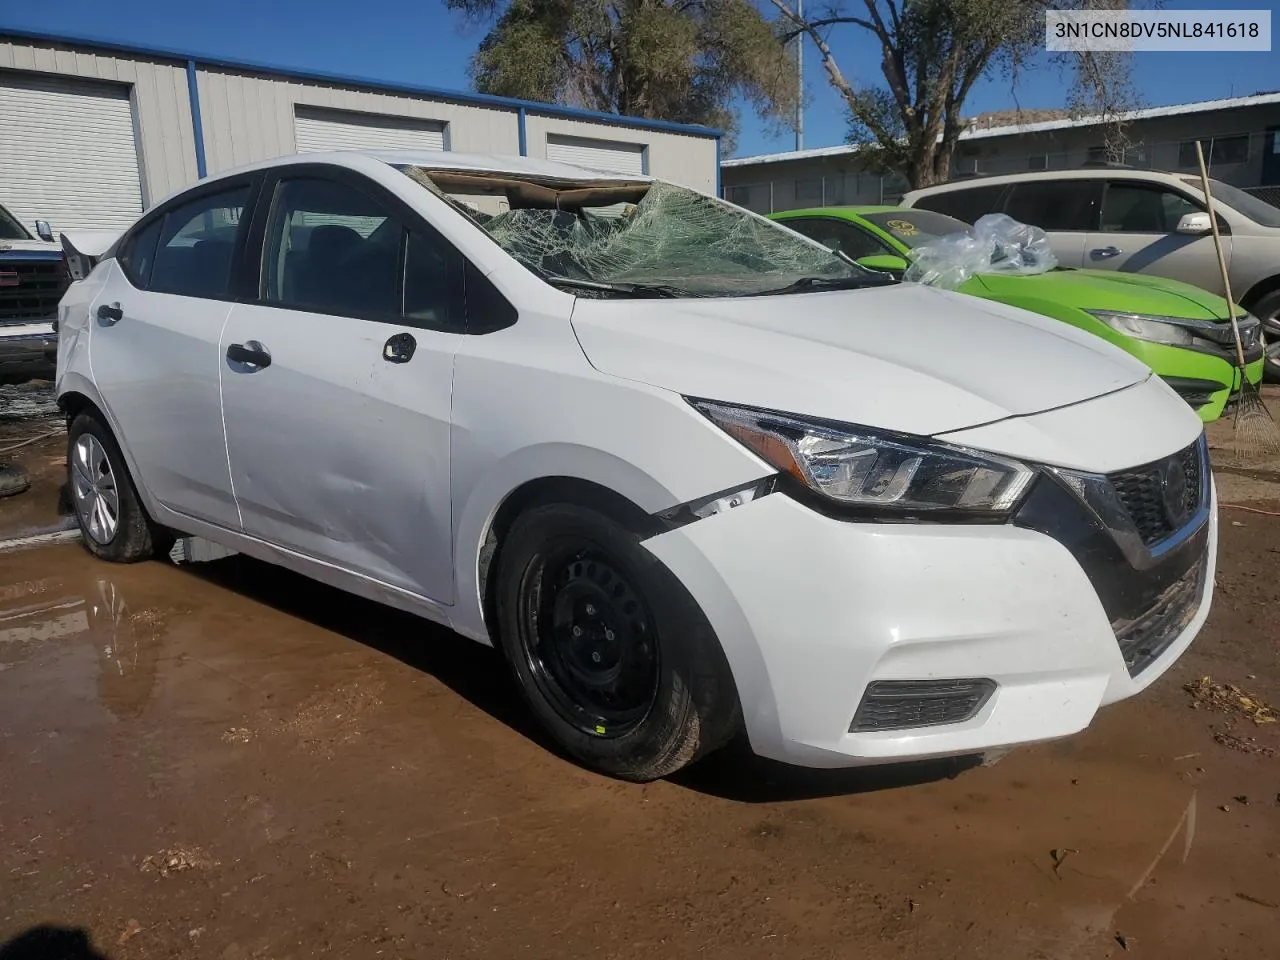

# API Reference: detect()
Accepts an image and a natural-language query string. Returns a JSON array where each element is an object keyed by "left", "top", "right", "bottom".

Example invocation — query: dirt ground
[{"left": 1, "top": 385, "right": 1277, "bottom": 960}]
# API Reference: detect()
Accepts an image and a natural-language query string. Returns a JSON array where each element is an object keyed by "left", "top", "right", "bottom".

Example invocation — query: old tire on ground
[
  {"left": 0, "top": 462, "right": 31, "bottom": 498},
  {"left": 494, "top": 502, "right": 741, "bottom": 782},
  {"left": 67, "top": 412, "right": 169, "bottom": 562}
]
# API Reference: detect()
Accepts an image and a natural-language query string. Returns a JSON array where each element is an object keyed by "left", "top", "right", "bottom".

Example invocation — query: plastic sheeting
[{"left": 903, "top": 213, "right": 1057, "bottom": 290}]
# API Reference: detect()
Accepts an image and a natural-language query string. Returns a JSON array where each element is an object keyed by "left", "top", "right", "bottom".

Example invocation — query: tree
[
  {"left": 445, "top": 0, "right": 801, "bottom": 152},
  {"left": 768, "top": 0, "right": 1147, "bottom": 188}
]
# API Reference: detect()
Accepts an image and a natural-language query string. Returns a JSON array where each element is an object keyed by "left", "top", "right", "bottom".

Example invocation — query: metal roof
[
  {"left": 0, "top": 27, "right": 723, "bottom": 140},
  {"left": 723, "top": 90, "right": 1280, "bottom": 168}
]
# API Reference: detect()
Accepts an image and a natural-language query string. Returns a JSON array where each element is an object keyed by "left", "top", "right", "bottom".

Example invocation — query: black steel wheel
[
  {"left": 495, "top": 502, "right": 740, "bottom": 781},
  {"left": 519, "top": 548, "right": 660, "bottom": 738}
]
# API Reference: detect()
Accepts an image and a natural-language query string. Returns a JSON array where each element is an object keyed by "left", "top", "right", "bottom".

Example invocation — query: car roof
[
  {"left": 903, "top": 167, "right": 1194, "bottom": 199},
  {"left": 140, "top": 149, "right": 653, "bottom": 215},
  {"left": 211, "top": 149, "right": 649, "bottom": 184}
]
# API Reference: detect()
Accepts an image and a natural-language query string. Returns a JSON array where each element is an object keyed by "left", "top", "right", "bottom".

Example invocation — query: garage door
[
  {"left": 546, "top": 134, "right": 646, "bottom": 176},
  {"left": 294, "top": 107, "right": 447, "bottom": 154},
  {"left": 0, "top": 72, "right": 144, "bottom": 235}
]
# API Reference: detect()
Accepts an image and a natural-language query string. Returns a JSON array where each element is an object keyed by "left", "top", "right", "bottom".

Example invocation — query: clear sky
[{"left": 2, "top": 0, "right": 1276, "bottom": 158}]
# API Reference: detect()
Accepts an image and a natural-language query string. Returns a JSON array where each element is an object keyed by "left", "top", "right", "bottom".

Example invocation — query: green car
[{"left": 770, "top": 206, "right": 1265, "bottom": 423}]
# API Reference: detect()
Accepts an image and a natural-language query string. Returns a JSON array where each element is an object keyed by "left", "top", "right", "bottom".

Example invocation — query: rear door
[
  {"left": 88, "top": 178, "right": 258, "bottom": 529},
  {"left": 219, "top": 166, "right": 461, "bottom": 602},
  {"left": 1001, "top": 179, "right": 1102, "bottom": 268},
  {"left": 1083, "top": 179, "right": 1230, "bottom": 293}
]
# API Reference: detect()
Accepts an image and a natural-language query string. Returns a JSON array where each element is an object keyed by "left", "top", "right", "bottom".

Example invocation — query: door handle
[
  {"left": 227, "top": 340, "right": 272, "bottom": 370},
  {"left": 383, "top": 332, "right": 416, "bottom": 364},
  {"left": 1090, "top": 246, "right": 1122, "bottom": 260},
  {"left": 97, "top": 302, "right": 123, "bottom": 324}
]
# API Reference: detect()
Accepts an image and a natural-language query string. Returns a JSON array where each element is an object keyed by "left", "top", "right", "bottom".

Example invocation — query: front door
[
  {"left": 219, "top": 173, "right": 460, "bottom": 603},
  {"left": 88, "top": 181, "right": 254, "bottom": 529},
  {"left": 1083, "top": 180, "right": 1231, "bottom": 294}
]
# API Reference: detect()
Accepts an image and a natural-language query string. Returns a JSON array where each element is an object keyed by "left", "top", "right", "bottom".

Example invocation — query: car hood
[
  {"left": 973, "top": 268, "right": 1233, "bottom": 320},
  {"left": 0, "top": 238, "right": 60, "bottom": 257},
  {"left": 570, "top": 282, "right": 1152, "bottom": 436}
]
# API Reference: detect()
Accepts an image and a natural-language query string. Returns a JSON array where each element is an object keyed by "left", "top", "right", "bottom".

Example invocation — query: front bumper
[
  {"left": 0, "top": 321, "right": 57, "bottom": 382},
  {"left": 643, "top": 483, "right": 1215, "bottom": 769}
]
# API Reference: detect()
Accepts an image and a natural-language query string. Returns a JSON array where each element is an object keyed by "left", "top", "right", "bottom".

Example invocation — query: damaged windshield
[{"left": 399, "top": 166, "right": 889, "bottom": 298}]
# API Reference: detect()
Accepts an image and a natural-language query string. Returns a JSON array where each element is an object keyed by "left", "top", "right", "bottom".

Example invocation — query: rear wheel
[
  {"left": 495, "top": 503, "right": 740, "bottom": 781},
  {"left": 67, "top": 412, "right": 169, "bottom": 562}
]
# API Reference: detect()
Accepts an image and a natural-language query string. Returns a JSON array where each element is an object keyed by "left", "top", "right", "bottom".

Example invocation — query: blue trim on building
[
  {"left": 0, "top": 27, "right": 723, "bottom": 140},
  {"left": 517, "top": 106, "right": 527, "bottom": 156},
  {"left": 185, "top": 59, "right": 208, "bottom": 179},
  {"left": 0, "top": 249, "right": 65, "bottom": 261},
  {"left": 715, "top": 135, "right": 722, "bottom": 198}
]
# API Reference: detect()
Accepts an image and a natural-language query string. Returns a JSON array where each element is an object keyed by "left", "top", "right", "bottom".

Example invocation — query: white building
[
  {"left": 722, "top": 92, "right": 1280, "bottom": 215},
  {"left": 0, "top": 29, "right": 722, "bottom": 234}
]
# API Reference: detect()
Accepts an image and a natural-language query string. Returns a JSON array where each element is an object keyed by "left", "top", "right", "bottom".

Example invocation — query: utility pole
[{"left": 795, "top": 0, "right": 804, "bottom": 151}]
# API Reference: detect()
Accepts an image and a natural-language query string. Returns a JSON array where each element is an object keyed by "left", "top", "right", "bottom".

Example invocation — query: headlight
[
  {"left": 690, "top": 400, "right": 1034, "bottom": 516},
  {"left": 1088, "top": 311, "right": 1197, "bottom": 346},
  {"left": 1088, "top": 310, "right": 1260, "bottom": 350}
]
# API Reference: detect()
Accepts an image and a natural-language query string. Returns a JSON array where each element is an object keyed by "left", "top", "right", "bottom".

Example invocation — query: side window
[
  {"left": 117, "top": 217, "right": 163, "bottom": 289},
  {"left": 149, "top": 186, "right": 250, "bottom": 298},
  {"left": 911, "top": 184, "right": 1005, "bottom": 224},
  {"left": 403, "top": 227, "right": 464, "bottom": 329},
  {"left": 264, "top": 177, "right": 403, "bottom": 317},
  {"left": 783, "top": 218, "right": 890, "bottom": 260},
  {"left": 1100, "top": 183, "right": 1203, "bottom": 233},
  {"left": 1004, "top": 180, "right": 1102, "bottom": 231}
]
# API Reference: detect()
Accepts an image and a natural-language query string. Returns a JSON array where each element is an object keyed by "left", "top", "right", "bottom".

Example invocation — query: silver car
[{"left": 902, "top": 168, "right": 1280, "bottom": 377}]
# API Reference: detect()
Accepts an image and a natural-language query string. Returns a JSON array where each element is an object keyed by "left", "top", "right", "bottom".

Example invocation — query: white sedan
[{"left": 55, "top": 150, "right": 1215, "bottom": 780}]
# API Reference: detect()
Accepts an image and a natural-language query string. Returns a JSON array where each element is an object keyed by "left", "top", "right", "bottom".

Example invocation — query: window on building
[
  {"left": 148, "top": 185, "right": 250, "bottom": 299},
  {"left": 1004, "top": 179, "right": 1102, "bottom": 231},
  {"left": 795, "top": 178, "right": 824, "bottom": 204},
  {"left": 1100, "top": 182, "right": 1203, "bottom": 233},
  {"left": 1179, "top": 135, "right": 1250, "bottom": 168},
  {"left": 726, "top": 184, "right": 770, "bottom": 214},
  {"left": 1027, "top": 155, "right": 1048, "bottom": 170}
]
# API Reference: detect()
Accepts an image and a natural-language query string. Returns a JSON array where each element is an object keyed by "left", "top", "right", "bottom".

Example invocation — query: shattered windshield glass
[{"left": 401, "top": 166, "right": 886, "bottom": 298}]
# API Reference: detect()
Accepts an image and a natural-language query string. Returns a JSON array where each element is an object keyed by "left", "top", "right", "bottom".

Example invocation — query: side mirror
[
  {"left": 35, "top": 220, "right": 54, "bottom": 243},
  {"left": 856, "top": 253, "right": 909, "bottom": 274},
  {"left": 1175, "top": 212, "right": 1212, "bottom": 235}
]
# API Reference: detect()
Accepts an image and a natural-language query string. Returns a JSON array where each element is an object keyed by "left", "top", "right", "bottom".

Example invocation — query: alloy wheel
[{"left": 71, "top": 434, "right": 120, "bottom": 544}]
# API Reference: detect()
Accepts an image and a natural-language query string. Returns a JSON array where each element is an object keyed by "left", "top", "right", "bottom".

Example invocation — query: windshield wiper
[
  {"left": 744, "top": 274, "right": 895, "bottom": 297},
  {"left": 544, "top": 275, "right": 683, "bottom": 298}
]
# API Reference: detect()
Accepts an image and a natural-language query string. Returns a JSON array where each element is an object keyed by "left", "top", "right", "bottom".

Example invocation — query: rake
[{"left": 1193, "top": 140, "right": 1280, "bottom": 463}]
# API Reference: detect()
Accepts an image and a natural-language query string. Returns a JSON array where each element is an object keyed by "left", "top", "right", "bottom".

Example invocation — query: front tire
[
  {"left": 494, "top": 503, "right": 740, "bottom": 781},
  {"left": 67, "top": 412, "right": 167, "bottom": 562}
]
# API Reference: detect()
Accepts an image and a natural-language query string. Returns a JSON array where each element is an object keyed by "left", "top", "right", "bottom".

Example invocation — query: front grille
[
  {"left": 850, "top": 678, "right": 996, "bottom": 732},
  {"left": 1108, "top": 439, "right": 1204, "bottom": 547},
  {"left": 1112, "top": 553, "right": 1207, "bottom": 676},
  {"left": 0, "top": 260, "right": 69, "bottom": 321}
]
